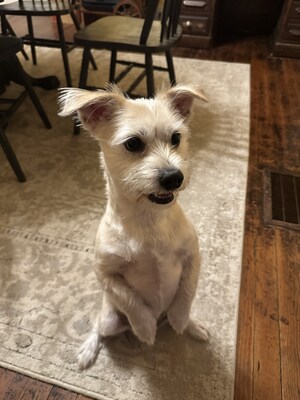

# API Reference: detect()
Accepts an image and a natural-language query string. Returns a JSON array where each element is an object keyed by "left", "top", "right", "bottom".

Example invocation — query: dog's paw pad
[
  {"left": 77, "top": 332, "right": 102, "bottom": 370},
  {"left": 187, "top": 319, "right": 210, "bottom": 342}
]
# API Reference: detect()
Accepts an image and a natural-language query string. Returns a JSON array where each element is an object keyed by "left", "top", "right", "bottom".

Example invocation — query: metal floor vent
[{"left": 264, "top": 168, "right": 300, "bottom": 230}]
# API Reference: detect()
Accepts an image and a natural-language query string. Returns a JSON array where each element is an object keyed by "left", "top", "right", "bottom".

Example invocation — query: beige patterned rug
[{"left": 0, "top": 47, "right": 250, "bottom": 400}]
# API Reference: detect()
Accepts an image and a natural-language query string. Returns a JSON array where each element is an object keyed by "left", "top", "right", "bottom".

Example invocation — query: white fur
[{"left": 58, "top": 85, "right": 209, "bottom": 369}]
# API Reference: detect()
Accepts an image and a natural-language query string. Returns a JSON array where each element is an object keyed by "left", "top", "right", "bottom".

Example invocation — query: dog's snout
[{"left": 159, "top": 169, "right": 184, "bottom": 191}]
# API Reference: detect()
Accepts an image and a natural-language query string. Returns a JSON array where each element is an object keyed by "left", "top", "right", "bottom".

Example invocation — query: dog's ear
[
  {"left": 58, "top": 88, "right": 125, "bottom": 131},
  {"left": 165, "top": 85, "right": 208, "bottom": 119}
]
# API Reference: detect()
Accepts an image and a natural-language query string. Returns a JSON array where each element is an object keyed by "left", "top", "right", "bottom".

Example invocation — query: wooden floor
[{"left": 0, "top": 16, "right": 299, "bottom": 400}]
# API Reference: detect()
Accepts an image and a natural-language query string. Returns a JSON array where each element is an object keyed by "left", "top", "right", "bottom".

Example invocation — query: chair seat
[
  {"left": 74, "top": 15, "right": 182, "bottom": 52},
  {"left": 0, "top": 0, "right": 72, "bottom": 16}
]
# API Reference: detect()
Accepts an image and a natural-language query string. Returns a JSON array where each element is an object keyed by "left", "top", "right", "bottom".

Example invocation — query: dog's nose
[{"left": 159, "top": 169, "right": 184, "bottom": 191}]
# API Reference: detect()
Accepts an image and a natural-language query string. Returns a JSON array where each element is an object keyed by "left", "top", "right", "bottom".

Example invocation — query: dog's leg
[
  {"left": 186, "top": 318, "right": 210, "bottom": 341},
  {"left": 103, "top": 274, "right": 157, "bottom": 345},
  {"left": 167, "top": 249, "right": 209, "bottom": 340},
  {"left": 77, "top": 295, "right": 130, "bottom": 369}
]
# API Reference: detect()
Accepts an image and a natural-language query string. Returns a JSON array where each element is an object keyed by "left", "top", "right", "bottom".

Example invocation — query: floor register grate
[{"left": 264, "top": 168, "right": 300, "bottom": 230}]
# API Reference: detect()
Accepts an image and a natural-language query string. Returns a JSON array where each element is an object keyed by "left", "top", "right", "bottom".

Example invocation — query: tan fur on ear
[
  {"left": 58, "top": 87, "right": 125, "bottom": 130},
  {"left": 164, "top": 84, "right": 208, "bottom": 119},
  {"left": 166, "top": 84, "right": 208, "bottom": 102}
]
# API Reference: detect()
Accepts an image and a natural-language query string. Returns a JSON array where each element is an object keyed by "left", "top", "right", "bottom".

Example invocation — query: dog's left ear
[{"left": 165, "top": 85, "right": 208, "bottom": 119}]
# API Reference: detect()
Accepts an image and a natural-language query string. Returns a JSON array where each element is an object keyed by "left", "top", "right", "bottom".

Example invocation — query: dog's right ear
[
  {"left": 165, "top": 84, "right": 208, "bottom": 120},
  {"left": 58, "top": 88, "right": 125, "bottom": 132}
]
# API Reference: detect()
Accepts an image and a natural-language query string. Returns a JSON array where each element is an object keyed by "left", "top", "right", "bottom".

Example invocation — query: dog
[{"left": 59, "top": 84, "right": 209, "bottom": 369}]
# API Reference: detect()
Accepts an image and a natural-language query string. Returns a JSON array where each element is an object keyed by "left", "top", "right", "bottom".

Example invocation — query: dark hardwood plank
[
  {"left": 252, "top": 59, "right": 282, "bottom": 396},
  {"left": 0, "top": 369, "right": 29, "bottom": 400},
  {"left": 19, "top": 377, "right": 52, "bottom": 400},
  {"left": 276, "top": 229, "right": 300, "bottom": 400},
  {"left": 280, "top": 59, "right": 300, "bottom": 170},
  {"left": 47, "top": 386, "right": 77, "bottom": 400},
  {"left": 253, "top": 226, "right": 281, "bottom": 399},
  {"left": 234, "top": 220, "right": 255, "bottom": 400}
]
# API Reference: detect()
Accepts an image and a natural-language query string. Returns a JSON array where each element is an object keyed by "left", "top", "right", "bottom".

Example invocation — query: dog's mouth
[{"left": 148, "top": 192, "right": 174, "bottom": 205}]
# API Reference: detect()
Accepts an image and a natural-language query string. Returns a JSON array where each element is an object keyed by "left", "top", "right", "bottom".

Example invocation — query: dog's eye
[
  {"left": 124, "top": 137, "right": 145, "bottom": 153},
  {"left": 171, "top": 132, "right": 181, "bottom": 147}
]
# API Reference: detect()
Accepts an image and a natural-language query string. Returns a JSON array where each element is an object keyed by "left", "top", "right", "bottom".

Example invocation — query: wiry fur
[{"left": 58, "top": 85, "right": 209, "bottom": 369}]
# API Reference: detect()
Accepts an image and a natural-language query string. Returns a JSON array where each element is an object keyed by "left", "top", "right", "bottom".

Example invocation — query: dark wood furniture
[
  {"left": 179, "top": 0, "right": 219, "bottom": 48},
  {"left": 220, "top": 0, "right": 283, "bottom": 35},
  {"left": 0, "top": 36, "right": 51, "bottom": 181},
  {"left": 273, "top": 0, "right": 300, "bottom": 58},
  {"left": 74, "top": 0, "right": 182, "bottom": 98},
  {"left": 0, "top": 0, "right": 82, "bottom": 86}
]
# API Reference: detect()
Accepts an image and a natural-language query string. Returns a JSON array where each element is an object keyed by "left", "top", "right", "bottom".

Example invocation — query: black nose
[{"left": 159, "top": 169, "right": 184, "bottom": 191}]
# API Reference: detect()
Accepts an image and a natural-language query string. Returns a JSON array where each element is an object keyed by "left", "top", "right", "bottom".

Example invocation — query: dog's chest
[{"left": 122, "top": 250, "right": 183, "bottom": 318}]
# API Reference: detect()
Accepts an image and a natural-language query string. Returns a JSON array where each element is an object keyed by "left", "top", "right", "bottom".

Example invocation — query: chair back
[
  {"left": 16, "top": 0, "right": 75, "bottom": 11},
  {"left": 140, "top": 0, "right": 182, "bottom": 45},
  {"left": 17, "top": 0, "right": 74, "bottom": 4}
]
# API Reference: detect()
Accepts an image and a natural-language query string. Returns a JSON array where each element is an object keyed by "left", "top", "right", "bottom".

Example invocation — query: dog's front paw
[
  {"left": 130, "top": 312, "right": 156, "bottom": 345},
  {"left": 77, "top": 332, "right": 102, "bottom": 370},
  {"left": 167, "top": 307, "right": 189, "bottom": 335},
  {"left": 186, "top": 319, "right": 210, "bottom": 342}
]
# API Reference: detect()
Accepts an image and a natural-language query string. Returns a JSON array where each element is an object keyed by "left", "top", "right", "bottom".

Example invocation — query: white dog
[{"left": 59, "top": 84, "right": 209, "bottom": 369}]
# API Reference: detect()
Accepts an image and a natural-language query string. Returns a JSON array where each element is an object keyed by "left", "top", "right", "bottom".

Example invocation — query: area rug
[{"left": 0, "top": 47, "right": 250, "bottom": 400}]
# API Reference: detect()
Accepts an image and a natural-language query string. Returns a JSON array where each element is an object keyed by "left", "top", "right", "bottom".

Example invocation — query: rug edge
[{"left": 0, "top": 360, "right": 111, "bottom": 400}]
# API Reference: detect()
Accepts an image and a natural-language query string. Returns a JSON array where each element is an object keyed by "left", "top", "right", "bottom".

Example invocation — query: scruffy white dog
[{"left": 59, "top": 84, "right": 209, "bottom": 369}]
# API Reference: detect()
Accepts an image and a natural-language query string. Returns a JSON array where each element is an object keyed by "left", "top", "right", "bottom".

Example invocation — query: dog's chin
[{"left": 148, "top": 192, "right": 176, "bottom": 205}]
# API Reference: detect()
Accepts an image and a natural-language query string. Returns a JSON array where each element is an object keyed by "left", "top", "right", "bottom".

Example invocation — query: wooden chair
[
  {"left": 0, "top": 0, "right": 85, "bottom": 86},
  {"left": 74, "top": 0, "right": 183, "bottom": 98},
  {"left": 0, "top": 36, "right": 51, "bottom": 181}
]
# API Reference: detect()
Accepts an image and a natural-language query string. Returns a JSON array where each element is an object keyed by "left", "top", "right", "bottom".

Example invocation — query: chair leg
[
  {"left": 56, "top": 15, "right": 72, "bottom": 86},
  {"left": 12, "top": 55, "right": 51, "bottom": 130},
  {"left": 109, "top": 50, "right": 117, "bottom": 82},
  {"left": 70, "top": 9, "right": 81, "bottom": 31},
  {"left": 166, "top": 51, "right": 176, "bottom": 86},
  {"left": 70, "top": 9, "right": 97, "bottom": 71},
  {"left": 0, "top": 127, "right": 26, "bottom": 182},
  {"left": 26, "top": 15, "right": 37, "bottom": 65},
  {"left": 1, "top": 15, "right": 8, "bottom": 35},
  {"left": 145, "top": 53, "right": 155, "bottom": 98},
  {"left": 78, "top": 47, "right": 90, "bottom": 88},
  {"left": 74, "top": 47, "right": 90, "bottom": 135},
  {"left": 88, "top": 49, "right": 97, "bottom": 71}
]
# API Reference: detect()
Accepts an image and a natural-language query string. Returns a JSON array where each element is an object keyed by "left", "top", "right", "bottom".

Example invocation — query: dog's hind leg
[{"left": 77, "top": 295, "right": 130, "bottom": 369}]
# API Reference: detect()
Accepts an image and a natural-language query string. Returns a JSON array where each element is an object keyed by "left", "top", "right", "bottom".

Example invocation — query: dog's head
[{"left": 59, "top": 85, "right": 207, "bottom": 207}]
